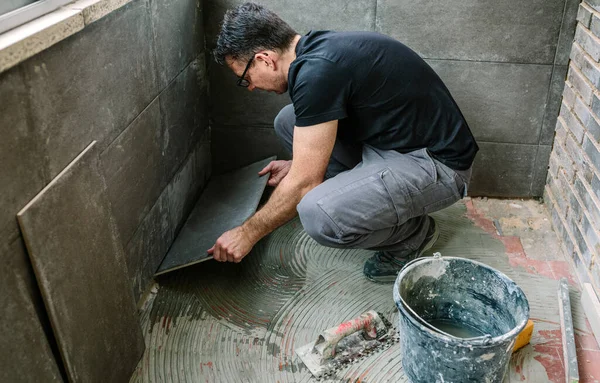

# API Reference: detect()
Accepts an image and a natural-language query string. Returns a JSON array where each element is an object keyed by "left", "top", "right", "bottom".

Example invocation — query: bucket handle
[{"left": 398, "top": 253, "right": 493, "bottom": 343}]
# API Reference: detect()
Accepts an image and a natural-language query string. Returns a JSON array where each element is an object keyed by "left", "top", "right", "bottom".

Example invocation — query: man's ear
[{"left": 256, "top": 51, "right": 278, "bottom": 70}]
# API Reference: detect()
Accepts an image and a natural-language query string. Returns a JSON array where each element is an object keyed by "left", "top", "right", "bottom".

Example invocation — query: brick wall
[{"left": 545, "top": 0, "right": 600, "bottom": 296}]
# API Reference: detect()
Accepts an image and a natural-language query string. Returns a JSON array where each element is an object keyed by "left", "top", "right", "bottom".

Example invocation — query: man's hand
[
  {"left": 208, "top": 121, "right": 337, "bottom": 264},
  {"left": 207, "top": 226, "right": 255, "bottom": 263},
  {"left": 258, "top": 160, "right": 292, "bottom": 187}
]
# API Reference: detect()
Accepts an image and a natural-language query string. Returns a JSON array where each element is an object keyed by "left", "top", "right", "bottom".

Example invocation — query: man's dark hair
[{"left": 213, "top": 2, "right": 297, "bottom": 65}]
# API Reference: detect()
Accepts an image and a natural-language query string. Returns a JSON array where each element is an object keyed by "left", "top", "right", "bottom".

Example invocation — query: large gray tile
[
  {"left": 531, "top": 145, "right": 553, "bottom": 196},
  {"left": 156, "top": 156, "right": 274, "bottom": 275},
  {"left": 212, "top": 125, "right": 291, "bottom": 175},
  {"left": 0, "top": 67, "right": 50, "bottom": 238},
  {"left": 0, "top": 237, "right": 62, "bottom": 383},
  {"left": 541, "top": 65, "right": 568, "bottom": 145},
  {"left": 150, "top": 0, "right": 204, "bottom": 88},
  {"left": 469, "top": 142, "right": 538, "bottom": 197},
  {"left": 159, "top": 55, "right": 209, "bottom": 181},
  {"left": 209, "top": 59, "right": 291, "bottom": 126},
  {"left": 427, "top": 60, "right": 552, "bottom": 144},
  {"left": 17, "top": 142, "right": 144, "bottom": 383},
  {"left": 204, "top": 0, "right": 376, "bottom": 48},
  {"left": 101, "top": 99, "right": 165, "bottom": 246},
  {"left": 376, "top": 0, "right": 564, "bottom": 64},
  {"left": 24, "top": 0, "right": 159, "bottom": 179},
  {"left": 126, "top": 139, "right": 211, "bottom": 300},
  {"left": 125, "top": 189, "right": 172, "bottom": 302},
  {"left": 556, "top": 0, "right": 582, "bottom": 65},
  {"left": 166, "top": 140, "right": 212, "bottom": 240}
]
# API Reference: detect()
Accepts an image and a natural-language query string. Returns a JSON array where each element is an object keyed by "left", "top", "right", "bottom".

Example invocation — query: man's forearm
[{"left": 243, "top": 174, "right": 317, "bottom": 242}]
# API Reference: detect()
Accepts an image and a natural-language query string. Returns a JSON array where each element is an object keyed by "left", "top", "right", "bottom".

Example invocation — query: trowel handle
[{"left": 313, "top": 310, "right": 382, "bottom": 362}]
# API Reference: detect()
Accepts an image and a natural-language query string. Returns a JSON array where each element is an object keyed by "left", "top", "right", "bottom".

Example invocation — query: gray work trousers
[{"left": 274, "top": 104, "right": 472, "bottom": 257}]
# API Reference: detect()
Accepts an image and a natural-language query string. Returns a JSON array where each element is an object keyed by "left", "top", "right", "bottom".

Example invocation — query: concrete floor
[{"left": 130, "top": 198, "right": 600, "bottom": 382}]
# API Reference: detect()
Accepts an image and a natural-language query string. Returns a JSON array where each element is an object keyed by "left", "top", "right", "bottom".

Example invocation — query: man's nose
[{"left": 247, "top": 84, "right": 255, "bottom": 92}]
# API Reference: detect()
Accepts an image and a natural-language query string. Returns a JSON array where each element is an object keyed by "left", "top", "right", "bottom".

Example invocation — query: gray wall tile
[
  {"left": 209, "top": 58, "right": 292, "bottom": 127},
  {"left": 532, "top": 145, "right": 553, "bottom": 196},
  {"left": 124, "top": 139, "right": 211, "bottom": 302},
  {"left": 427, "top": 60, "right": 552, "bottom": 145},
  {"left": 555, "top": 0, "right": 582, "bottom": 65},
  {"left": 150, "top": 0, "right": 204, "bottom": 89},
  {"left": 205, "top": 0, "right": 376, "bottom": 48},
  {"left": 160, "top": 55, "right": 210, "bottom": 180},
  {"left": 0, "top": 66, "right": 60, "bottom": 380},
  {"left": 124, "top": 133, "right": 210, "bottom": 303},
  {"left": 0, "top": 237, "right": 62, "bottom": 383},
  {"left": 541, "top": 65, "right": 568, "bottom": 145},
  {"left": 125, "top": 190, "right": 171, "bottom": 302},
  {"left": 101, "top": 99, "right": 165, "bottom": 246},
  {"left": 469, "top": 142, "right": 538, "bottom": 197},
  {"left": 166, "top": 140, "right": 212, "bottom": 240},
  {"left": 0, "top": 67, "right": 49, "bottom": 237},
  {"left": 212, "top": 125, "right": 290, "bottom": 175},
  {"left": 17, "top": 142, "right": 144, "bottom": 383},
  {"left": 376, "top": 0, "right": 564, "bottom": 63},
  {"left": 24, "top": 0, "right": 159, "bottom": 179}
]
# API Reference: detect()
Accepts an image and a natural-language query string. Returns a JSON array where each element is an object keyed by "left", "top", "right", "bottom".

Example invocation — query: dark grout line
[{"left": 372, "top": 0, "right": 378, "bottom": 32}]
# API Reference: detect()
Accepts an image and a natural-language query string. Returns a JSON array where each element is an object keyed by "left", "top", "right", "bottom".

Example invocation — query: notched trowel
[{"left": 295, "top": 310, "right": 396, "bottom": 379}]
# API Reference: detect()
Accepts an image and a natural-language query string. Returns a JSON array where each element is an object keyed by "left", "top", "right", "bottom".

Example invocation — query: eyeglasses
[{"left": 237, "top": 56, "right": 254, "bottom": 87}]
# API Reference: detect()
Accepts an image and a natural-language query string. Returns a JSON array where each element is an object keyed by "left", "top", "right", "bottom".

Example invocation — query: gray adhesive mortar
[{"left": 130, "top": 202, "right": 585, "bottom": 383}]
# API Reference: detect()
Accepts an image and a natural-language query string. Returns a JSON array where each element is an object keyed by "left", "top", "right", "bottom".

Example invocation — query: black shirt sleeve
[{"left": 290, "top": 57, "right": 350, "bottom": 127}]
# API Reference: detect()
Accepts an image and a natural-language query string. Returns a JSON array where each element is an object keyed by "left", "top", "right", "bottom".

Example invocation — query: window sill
[{"left": 0, "top": 0, "right": 132, "bottom": 74}]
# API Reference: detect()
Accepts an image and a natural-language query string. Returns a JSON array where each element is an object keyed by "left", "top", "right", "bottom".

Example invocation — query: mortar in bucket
[{"left": 393, "top": 253, "right": 529, "bottom": 383}]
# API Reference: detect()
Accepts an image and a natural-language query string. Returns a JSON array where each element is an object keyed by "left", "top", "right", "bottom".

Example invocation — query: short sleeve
[{"left": 290, "top": 58, "right": 350, "bottom": 127}]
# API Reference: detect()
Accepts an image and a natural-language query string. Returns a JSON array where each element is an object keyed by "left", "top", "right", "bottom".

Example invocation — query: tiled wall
[
  {"left": 206, "top": 0, "right": 579, "bottom": 198},
  {"left": 545, "top": 0, "right": 600, "bottom": 297},
  {"left": 0, "top": 0, "right": 209, "bottom": 380}
]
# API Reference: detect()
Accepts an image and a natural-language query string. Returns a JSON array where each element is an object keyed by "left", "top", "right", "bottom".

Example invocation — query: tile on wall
[
  {"left": 160, "top": 55, "right": 209, "bottom": 182},
  {"left": 532, "top": 145, "right": 553, "bottom": 197},
  {"left": 166, "top": 140, "right": 211, "bottom": 239},
  {"left": 427, "top": 60, "right": 552, "bottom": 145},
  {"left": 125, "top": 187, "right": 172, "bottom": 302},
  {"left": 555, "top": 0, "right": 583, "bottom": 65},
  {"left": 17, "top": 142, "right": 144, "bottom": 383},
  {"left": 204, "top": 0, "right": 376, "bottom": 48},
  {"left": 126, "top": 139, "right": 210, "bottom": 300},
  {"left": 101, "top": 98, "right": 164, "bottom": 246},
  {"left": 0, "top": 67, "right": 50, "bottom": 238},
  {"left": 376, "top": 0, "right": 564, "bottom": 64},
  {"left": 469, "top": 142, "right": 538, "bottom": 197},
  {"left": 209, "top": 58, "right": 292, "bottom": 127},
  {"left": 150, "top": 0, "right": 204, "bottom": 89},
  {"left": 0, "top": 237, "right": 62, "bottom": 383},
  {"left": 541, "top": 65, "right": 568, "bottom": 145},
  {"left": 212, "top": 125, "right": 290, "bottom": 175},
  {"left": 24, "top": 0, "right": 159, "bottom": 179}
]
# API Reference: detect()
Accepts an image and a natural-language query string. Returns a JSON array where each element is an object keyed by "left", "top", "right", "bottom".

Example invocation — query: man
[{"left": 208, "top": 2, "right": 478, "bottom": 283}]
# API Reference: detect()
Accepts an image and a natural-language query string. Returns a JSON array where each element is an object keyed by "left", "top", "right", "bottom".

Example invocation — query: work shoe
[{"left": 363, "top": 217, "right": 440, "bottom": 283}]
